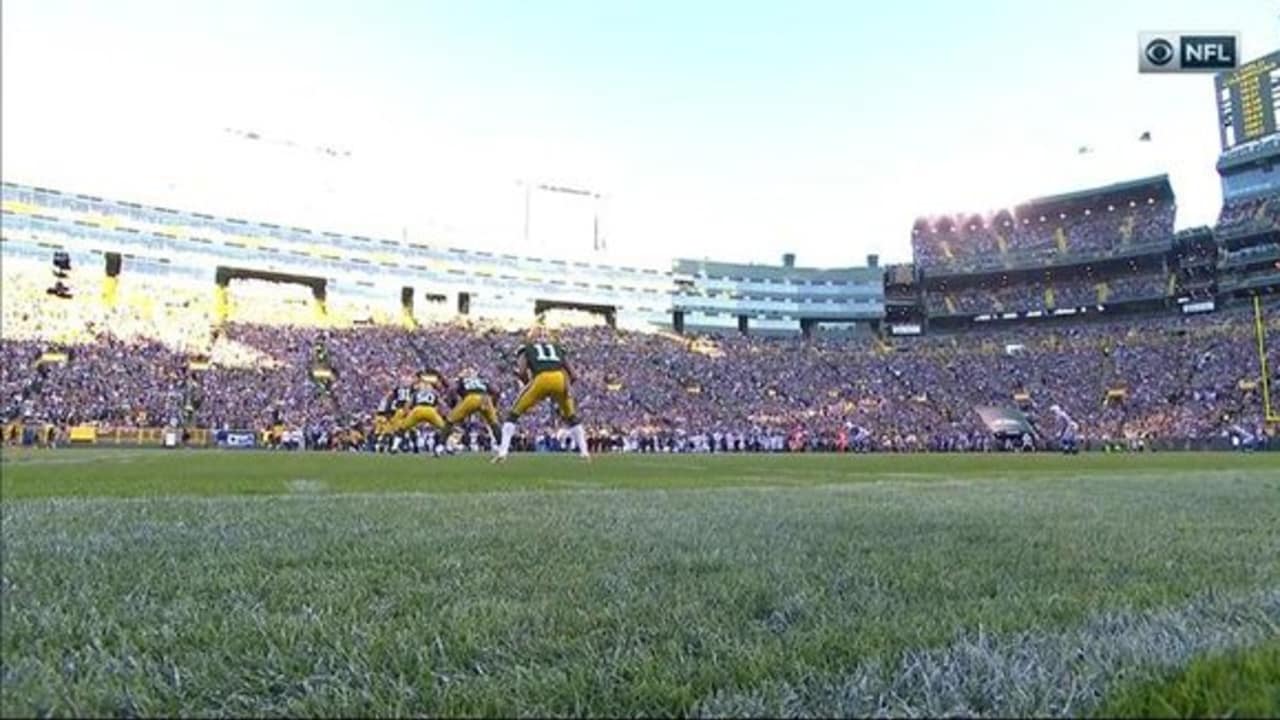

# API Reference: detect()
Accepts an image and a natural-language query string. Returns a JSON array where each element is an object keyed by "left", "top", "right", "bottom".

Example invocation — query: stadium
[{"left": 2, "top": 3, "right": 1279, "bottom": 718}]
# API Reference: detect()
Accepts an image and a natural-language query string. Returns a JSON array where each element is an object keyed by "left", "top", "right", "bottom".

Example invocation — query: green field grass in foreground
[
  {"left": 1, "top": 450, "right": 1278, "bottom": 717},
  {"left": 1098, "top": 639, "right": 1280, "bottom": 718},
  {"left": 3, "top": 447, "right": 1278, "bottom": 498}
]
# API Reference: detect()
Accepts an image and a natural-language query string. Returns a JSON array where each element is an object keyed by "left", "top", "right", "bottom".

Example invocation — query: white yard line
[
  {"left": 285, "top": 479, "right": 328, "bottom": 494},
  {"left": 0, "top": 449, "right": 159, "bottom": 466},
  {"left": 695, "top": 586, "right": 1280, "bottom": 718},
  {"left": 545, "top": 478, "right": 606, "bottom": 489}
]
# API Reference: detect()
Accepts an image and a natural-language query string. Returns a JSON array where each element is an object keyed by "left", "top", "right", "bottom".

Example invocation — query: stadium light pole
[
  {"left": 518, "top": 180, "right": 604, "bottom": 251},
  {"left": 520, "top": 179, "right": 532, "bottom": 246},
  {"left": 592, "top": 191, "right": 607, "bottom": 251}
]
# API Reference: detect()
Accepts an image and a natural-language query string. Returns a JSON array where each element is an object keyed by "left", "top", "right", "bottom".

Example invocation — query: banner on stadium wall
[
  {"left": 1182, "top": 299, "right": 1216, "bottom": 314},
  {"left": 68, "top": 425, "right": 97, "bottom": 443},
  {"left": 974, "top": 406, "right": 1034, "bottom": 438},
  {"left": 216, "top": 429, "right": 258, "bottom": 449},
  {"left": 889, "top": 323, "right": 922, "bottom": 336},
  {"left": 34, "top": 351, "right": 69, "bottom": 367}
]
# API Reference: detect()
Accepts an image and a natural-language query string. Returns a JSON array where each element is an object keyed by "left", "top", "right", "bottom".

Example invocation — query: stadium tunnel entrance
[
  {"left": 214, "top": 266, "right": 326, "bottom": 325},
  {"left": 534, "top": 299, "right": 617, "bottom": 329},
  {"left": 799, "top": 317, "right": 881, "bottom": 339}
]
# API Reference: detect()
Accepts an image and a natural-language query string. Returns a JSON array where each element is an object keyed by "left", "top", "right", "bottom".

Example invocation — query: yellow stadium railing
[{"left": 2, "top": 425, "right": 211, "bottom": 448}]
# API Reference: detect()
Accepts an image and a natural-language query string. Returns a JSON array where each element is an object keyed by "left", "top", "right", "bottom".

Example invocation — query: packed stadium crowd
[
  {"left": 3, "top": 265, "right": 1276, "bottom": 452},
  {"left": 926, "top": 268, "right": 1170, "bottom": 316},
  {"left": 912, "top": 199, "right": 1176, "bottom": 271},
  {"left": 1217, "top": 194, "right": 1280, "bottom": 236}
]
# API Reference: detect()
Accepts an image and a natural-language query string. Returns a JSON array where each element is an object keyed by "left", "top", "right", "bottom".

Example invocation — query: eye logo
[
  {"left": 1144, "top": 38, "right": 1175, "bottom": 66},
  {"left": 1139, "top": 32, "right": 1239, "bottom": 73}
]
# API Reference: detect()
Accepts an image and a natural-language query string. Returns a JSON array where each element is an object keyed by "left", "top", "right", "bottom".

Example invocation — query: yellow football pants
[
  {"left": 398, "top": 405, "right": 446, "bottom": 432},
  {"left": 447, "top": 394, "right": 500, "bottom": 427},
  {"left": 509, "top": 370, "right": 577, "bottom": 421}
]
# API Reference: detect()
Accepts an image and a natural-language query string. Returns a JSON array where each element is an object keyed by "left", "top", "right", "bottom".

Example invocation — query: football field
[{"left": 2, "top": 450, "right": 1278, "bottom": 717}]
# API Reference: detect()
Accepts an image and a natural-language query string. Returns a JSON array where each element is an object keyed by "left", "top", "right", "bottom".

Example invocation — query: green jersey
[
  {"left": 393, "top": 386, "right": 413, "bottom": 409},
  {"left": 519, "top": 342, "right": 567, "bottom": 375},
  {"left": 412, "top": 384, "right": 439, "bottom": 407},
  {"left": 457, "top": 377, "right": 491, "bottom": 397}
]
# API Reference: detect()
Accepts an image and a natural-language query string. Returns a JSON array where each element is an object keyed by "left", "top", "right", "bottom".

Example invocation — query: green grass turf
[
  {"left": 1097, "top": 639, "right": 1280, "bottom": 718},
  {"left": 1, "top": 450, "right": 1278, "bottom": 716},
  {"left": 3, "top": 448, "right": 1278, "bottom": 498}
]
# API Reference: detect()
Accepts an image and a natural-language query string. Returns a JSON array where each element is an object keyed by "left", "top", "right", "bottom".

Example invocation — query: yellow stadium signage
[
  {"left": 34, "top": 351, "right": 69, "bottom": 367},
  {"left": 69, "top": 426, "right": 98, "bottom": 444}
]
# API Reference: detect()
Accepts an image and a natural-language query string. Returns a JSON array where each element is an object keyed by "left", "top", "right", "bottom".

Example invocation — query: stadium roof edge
[
  {"left": 2, "top": 178, "right": 677, "bottom": 274},
  {"left": 910, "top": 175, "right": 1174, "bottom": 229},
  {"left": 1018, "top": 174, "right": 1173, "bottom": 212},
  {"left": 671, "top": 258, "right": 882, "bottom": 281}
]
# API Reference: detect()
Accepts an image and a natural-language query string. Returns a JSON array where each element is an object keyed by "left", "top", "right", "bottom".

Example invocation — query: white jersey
[
  {"left": 1229, "top": 424, "right": 1256, "bottom": 444},
  {"left": 1050, "top": 405, "right": 1079, "bottom": 439}
]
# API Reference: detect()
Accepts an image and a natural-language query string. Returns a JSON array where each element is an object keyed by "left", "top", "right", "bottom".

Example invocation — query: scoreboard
[{"left": 1215, "top": 49, "right": 1280, "bottom": 151}]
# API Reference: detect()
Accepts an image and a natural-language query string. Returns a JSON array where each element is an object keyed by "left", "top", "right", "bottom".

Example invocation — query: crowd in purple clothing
[
  {"left": 1, "top": 335, "right": 188, "bottom": 428},
  {"left": 1217, "top": 195, "right": 1280, "bottom": 236},
  {"left": 927, "top": 268, "right": 1170, "bottom": 316},
  {"left": 912, "top": 200, "right": 1176, "bottom": 271},
  {"left": 4, "top": 288, "right": 1277, "bottom": 451}
]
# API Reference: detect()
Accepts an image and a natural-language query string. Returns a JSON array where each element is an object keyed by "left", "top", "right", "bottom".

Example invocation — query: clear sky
[{"left": 1, "top": 0, "right": 1275, "bottom": 267}]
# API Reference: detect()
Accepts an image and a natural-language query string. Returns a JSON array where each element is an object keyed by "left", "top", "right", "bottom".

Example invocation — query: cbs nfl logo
[{"left": 1139, "top": 32, "right": 1239, "bottom": 73}]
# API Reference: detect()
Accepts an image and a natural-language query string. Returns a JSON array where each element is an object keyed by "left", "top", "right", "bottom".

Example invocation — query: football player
[
  {"left": 398, "top": 369, "right": 449, "bottom": 455},
  {"left": 493, "top": 335, "right": 589, "bottom": 462},
  {"left": 373, "top": 389, "right": 398, "bottom": 452},
  {"left": 385, "top": 381, "right": 415, "bottom": 452},
  {"left": 442, "top": 369, "right": 501, "bottom": 444}
]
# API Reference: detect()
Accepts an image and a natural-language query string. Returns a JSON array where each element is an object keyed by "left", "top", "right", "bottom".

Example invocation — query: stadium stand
[
  {"left": 1217, "top": 194, "right": 1280, "bottom": 236},
  {"left": 912, "top": 176, "right": 1176, "bottom": 275},
  {"left": 3, "top": 268, "right": 1277, "bottom": 451},
  {"left": 912, "top": 175, "right": 1188, "bottom": 332},
  {"left": 2, "top": 177, "right": 1278, "bottom": 452}
]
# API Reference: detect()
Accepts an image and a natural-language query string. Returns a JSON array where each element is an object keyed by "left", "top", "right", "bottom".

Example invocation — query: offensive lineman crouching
[
  {"left": 373, "top": 389, "right": 399, "bottom": 452},
  {"left": 441, "top": 370, "right": 502, "bottom": 449},
  {"left": 377, "top": 383, "right": 415, "bottom": 453},
  {"left": 396, "top": 370, "right": 450, "bottom": 456}
]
